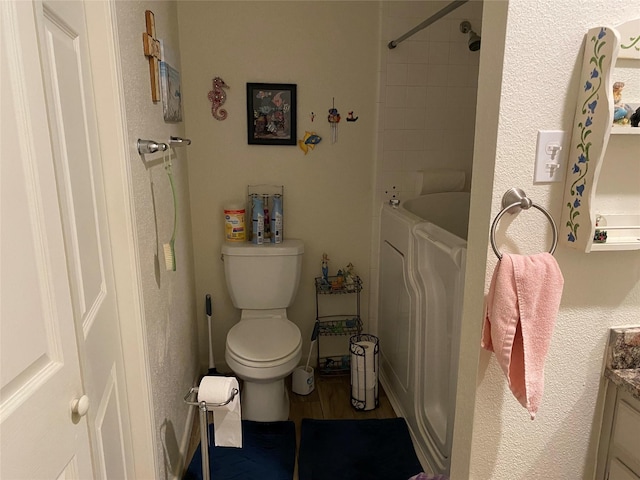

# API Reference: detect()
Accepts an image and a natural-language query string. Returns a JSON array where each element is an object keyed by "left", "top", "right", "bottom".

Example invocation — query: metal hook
[
  {"left": 137, "top": 139, "right": 168, "bottom": 155},
  {"left": 169, "top": 136, "right": 192, "bottom": 147}
]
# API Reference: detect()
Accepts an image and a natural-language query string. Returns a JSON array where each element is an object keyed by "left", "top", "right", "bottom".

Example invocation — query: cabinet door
[
  {"left": 608, "top": 458, "right": 640, "bottom": 480},
  {"left": 609, "top": 394, "right": 640, "bottom": 477}
]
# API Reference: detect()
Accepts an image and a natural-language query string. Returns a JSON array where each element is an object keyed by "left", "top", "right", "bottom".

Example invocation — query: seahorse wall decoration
[{"left": 208, "top": 77, "right": 229, "bottom": 121}]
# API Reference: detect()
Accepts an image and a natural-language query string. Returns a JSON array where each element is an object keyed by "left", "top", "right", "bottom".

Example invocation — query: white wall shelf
[
  {"left": 610, "top": 127, "right": 640, "bottom": 135},
  {"left": 561, "top": 19, "right": 640, "bottom": 253},
  {"left": 591, "top": 215, "right": 640, "bottom": 251}
]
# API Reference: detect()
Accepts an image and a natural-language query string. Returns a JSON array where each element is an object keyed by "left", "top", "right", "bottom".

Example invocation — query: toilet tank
[{"left": 221, "top": 239, "right": 304, "bottom": 309}]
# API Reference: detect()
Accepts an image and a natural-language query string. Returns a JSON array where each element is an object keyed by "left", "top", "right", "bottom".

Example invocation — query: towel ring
[{"left": 490, "top": 188, "right": 558, "bottom": 260}]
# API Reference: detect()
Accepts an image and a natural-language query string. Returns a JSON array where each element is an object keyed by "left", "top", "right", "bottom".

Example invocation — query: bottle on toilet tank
[
  {"left": 251, "top": 195, "right": 264, "bottom": 245},
  {"left": 271, "top": 194, "right": 283, "bottom": 244},
  {"left": 263, "top": 194, "right": 271, "bottom": 239}
]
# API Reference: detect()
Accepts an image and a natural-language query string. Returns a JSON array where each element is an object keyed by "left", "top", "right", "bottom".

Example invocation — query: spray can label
[
  {"left": 272, "top": 212, "right": 282, "bottom": 244},
  {"left": 270, "top": 194, "right": 283, "bottom": 244},
  {"left": 250, "top": 194, "right": 264, "bottom": 245},
  {"left": 252, "top": 213, "right": 264, "bottom": 244}
]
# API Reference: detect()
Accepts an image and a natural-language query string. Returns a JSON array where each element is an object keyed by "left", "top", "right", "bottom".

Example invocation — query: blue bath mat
[
  {"left": 183, "top": 420, "right": 295, "bottom": 480},
  {"left": 298, "top": 418, "right": 422, "bottom": 480}
]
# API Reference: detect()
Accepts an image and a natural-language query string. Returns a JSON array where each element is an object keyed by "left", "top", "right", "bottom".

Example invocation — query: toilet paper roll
[
  {"left": 365, "top": 387, "right": 376, "bottom": 411},
  {"left": 419, "top": 169, "right": 465, "bottom": 195},
  {"left": 198, "top": 376, "right": 242, "bottom": 448},
  {"left": 351, "top": 340, "right": 377, "bottom": 413},
  {"left": 351, "top": 341, "right": 378, "bottom": 389}
]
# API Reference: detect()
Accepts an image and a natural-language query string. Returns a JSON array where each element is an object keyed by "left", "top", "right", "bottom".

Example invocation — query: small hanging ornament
[
  {"left": 327, "top": 98, "right": 340, "bottom": 144},
  {"left": 208, "top": 77, "right": 229, "bottom": 120},
  {"left": 298, "top": 131, "right": 322, "bottom": 155},
  {"left": 346, "top": 111, "right": 359, "bottom": 122}
]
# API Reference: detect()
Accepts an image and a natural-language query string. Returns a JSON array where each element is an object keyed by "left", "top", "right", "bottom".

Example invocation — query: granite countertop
[
  {"left": 604, "top": 368, "right": 640, "bottom": 402},
  {"left": 604, "top": 327, "right": 640, "bottom": 401}
]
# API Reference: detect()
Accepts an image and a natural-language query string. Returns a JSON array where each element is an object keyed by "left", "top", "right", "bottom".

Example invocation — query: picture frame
[
  {"left": 159, "top": 61, "right": 182, "bottom": 122},
  {"left": 246, "top": 83, "right": 297, "bottom": 145}
]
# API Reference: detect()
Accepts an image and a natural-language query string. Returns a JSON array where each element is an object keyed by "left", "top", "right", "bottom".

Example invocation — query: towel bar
[
  {"left": 490, "top": 188, "right": 558, "bottom": 260},
  {"left": 137, "top": 137, "right": 192, "bottom": 155}
]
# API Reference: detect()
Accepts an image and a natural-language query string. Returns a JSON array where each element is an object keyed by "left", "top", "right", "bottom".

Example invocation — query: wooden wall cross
[{"left": 142, "top": 10, "right": 162, "bottom": 102}]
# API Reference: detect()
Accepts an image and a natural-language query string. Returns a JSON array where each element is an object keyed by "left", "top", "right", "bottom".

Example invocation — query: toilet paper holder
[
  {"left": 184, "top": 386, "right": 238, "bottom": 409},
  {"left": 184, "top": 386, "right": 239, "bottom": 480}
]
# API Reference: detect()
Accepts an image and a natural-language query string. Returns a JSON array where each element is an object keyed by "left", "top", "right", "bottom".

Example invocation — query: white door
[{"left": 1, "top": 1, "right": 134, "bottom": 478}]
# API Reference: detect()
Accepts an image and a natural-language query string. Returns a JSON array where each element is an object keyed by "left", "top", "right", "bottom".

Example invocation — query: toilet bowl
[
  {"left": 221, "top": 239, "right": 304, "bottom": 422},
  {"left": 226, "top": 315, "right": 301, "bottom": 421}
]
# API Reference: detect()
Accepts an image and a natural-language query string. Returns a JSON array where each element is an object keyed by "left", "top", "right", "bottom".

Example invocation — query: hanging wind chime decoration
[{"left": 327, "top": 98, "right": 341, "bottom": 144}]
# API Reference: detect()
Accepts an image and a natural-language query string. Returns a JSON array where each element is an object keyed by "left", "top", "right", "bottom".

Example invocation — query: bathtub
[{"left": 378, "top": 192, "right": 470, "bottom": 475}]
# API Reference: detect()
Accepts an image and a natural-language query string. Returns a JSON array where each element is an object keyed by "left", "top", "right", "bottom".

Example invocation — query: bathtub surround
[
  {"left": 415, "top": 168, "right": 466, "bottom": 196},
  {"left": 370, "top": 0, "right": 482, "bottom": 380},
  {"left": 375, "top": 1, "right": 481, "bottom": 204},
  {"left": 379, "top": 192, "right": 470, "bottom": 472}
]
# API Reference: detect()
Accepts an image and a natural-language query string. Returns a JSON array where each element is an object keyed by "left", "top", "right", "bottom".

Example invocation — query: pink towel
[{"left": 481, "top": 252, "right": 564, "bottom": 419}]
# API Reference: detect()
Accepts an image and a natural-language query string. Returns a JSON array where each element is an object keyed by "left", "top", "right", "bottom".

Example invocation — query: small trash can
[
  {"left": 350, "top": 334, "right": 379, "bottom": 410},
  {"left": 292, "top": 365, "right": 315, "bottom": 395}
]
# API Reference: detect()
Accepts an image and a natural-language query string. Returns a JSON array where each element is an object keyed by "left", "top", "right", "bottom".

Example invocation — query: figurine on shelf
[
  {"left": 631, "top": 107, "right": 640, "bottom": 128},
  {"left": 343, "top": 262, "right": 356, "bottom": 291},
  {"left": 332, "top": 270, "right": 344, "bottom": 291},
  {"left": 593, "top": 230, "right": 608, "bottom": 243},
  {"left": 321, "top": 253, "right": 330, "bottom": 288},
  {"left": 613, "top": 82, "right": 634, "bottom": 125},
  {"left": 594, "top": 215, "right": 607, "bottom": 244}
]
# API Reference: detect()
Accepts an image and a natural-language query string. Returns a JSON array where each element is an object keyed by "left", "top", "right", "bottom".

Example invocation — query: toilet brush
[
  {"left": 293, "top": 322, "right": 320, "bottom": 395},
  {"left": 304, "top": 322, "right": 320, "bottom": 372},
  {"left": 205, "top": 294, "right": 218, "bottom": 375}
]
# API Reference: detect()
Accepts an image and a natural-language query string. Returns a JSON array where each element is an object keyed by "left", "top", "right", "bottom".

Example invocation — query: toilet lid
[{"left": 226, "top": 318, "right": 301, "bottom": 363}]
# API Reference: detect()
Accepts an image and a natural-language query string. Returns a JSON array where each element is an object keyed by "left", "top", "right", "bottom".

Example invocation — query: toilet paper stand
[{"left": 184, "top": 386, "right": 239, "bottom": 480}]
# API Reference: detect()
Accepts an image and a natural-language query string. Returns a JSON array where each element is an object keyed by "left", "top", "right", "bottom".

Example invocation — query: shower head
[{"left": 460, "top": 20, "right": 481, "bottom": 51}]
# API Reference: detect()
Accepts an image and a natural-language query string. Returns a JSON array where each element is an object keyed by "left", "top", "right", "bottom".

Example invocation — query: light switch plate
[{"left": 534, "top": 130, "right": 566, "bottom": 183}]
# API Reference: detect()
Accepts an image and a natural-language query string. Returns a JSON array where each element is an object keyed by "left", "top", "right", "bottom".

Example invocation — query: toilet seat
[{"left": 226, "top": 317, "right": 301, "bottom": 368}]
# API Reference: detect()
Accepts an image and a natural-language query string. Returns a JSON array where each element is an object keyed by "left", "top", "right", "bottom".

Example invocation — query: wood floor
[{"left": 185, "top": 373, "right": 396, "bottom": 479}]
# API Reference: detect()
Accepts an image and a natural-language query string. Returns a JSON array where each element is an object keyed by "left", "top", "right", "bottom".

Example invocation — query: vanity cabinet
[
  {"left": 597, "top": 382, "right": 640, "bottom": 480},
  {"left": 561, "top": 19, "right": 640, "bottom": 252}
]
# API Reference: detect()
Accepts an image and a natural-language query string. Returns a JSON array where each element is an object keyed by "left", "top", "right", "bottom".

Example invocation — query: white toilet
[{"left": 221, "top": 239, "right": 304, "bottom": 422}]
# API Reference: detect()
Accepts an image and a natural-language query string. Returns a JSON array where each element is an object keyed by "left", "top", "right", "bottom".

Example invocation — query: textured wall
[
  {"left": 114, "top": 2, "right": 199, "bottom": 479},
  {"left": 456, "top": 1, "right": 640, "bottom": 479},
  {"left": 177, "top": 1, "right": 379, "bottom": 373}
]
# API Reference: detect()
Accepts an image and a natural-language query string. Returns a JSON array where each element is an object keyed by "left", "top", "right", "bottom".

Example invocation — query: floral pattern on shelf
[
  {"left": 565, "top": 28, "right": 608, "bottom": 244},
  {"left": 561, "top": 26, "right": 620, "bottom": 251},
  {"left": 618, "top": 18, "right": 640, "bottom": 58},
  {"left": 621, "top": 35, "right": 640, "bottom": 52}
]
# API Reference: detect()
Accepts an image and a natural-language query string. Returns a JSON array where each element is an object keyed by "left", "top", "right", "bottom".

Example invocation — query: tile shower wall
[{"left": 369, "top": 1, "right": 482, "bottom": 328}]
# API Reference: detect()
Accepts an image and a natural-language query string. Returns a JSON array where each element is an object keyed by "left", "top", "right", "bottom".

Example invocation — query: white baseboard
[{"left": 175, "top": 374, "right": 201, "bottom": 480}]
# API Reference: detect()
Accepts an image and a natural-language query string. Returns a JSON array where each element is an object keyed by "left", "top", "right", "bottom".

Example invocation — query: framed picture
[
  {"left": 246, "top": 83, "right": 297, "bottom": 145},
  {"left": 159, "top": 61, "right": 182, "bottom": 122}
]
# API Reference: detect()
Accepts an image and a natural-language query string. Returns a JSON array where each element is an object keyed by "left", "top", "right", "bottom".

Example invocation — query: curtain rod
[{"left": 388, "top": 0, "right": 469, "bottom": 49}]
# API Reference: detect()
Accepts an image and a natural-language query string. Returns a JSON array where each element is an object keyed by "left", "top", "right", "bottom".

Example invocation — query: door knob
[{"left": 71, "top": 395, "right": 90, "bottom": 417}]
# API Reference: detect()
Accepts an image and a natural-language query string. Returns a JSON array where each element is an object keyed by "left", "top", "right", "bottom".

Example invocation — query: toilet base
[{"left": 241, "top": 378, "right": 289, "bottom": 422}]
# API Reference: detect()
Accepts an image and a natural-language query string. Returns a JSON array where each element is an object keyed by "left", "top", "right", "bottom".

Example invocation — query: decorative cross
[{"left": 142, "top": 10, "right": 162, "bottom": 102}]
